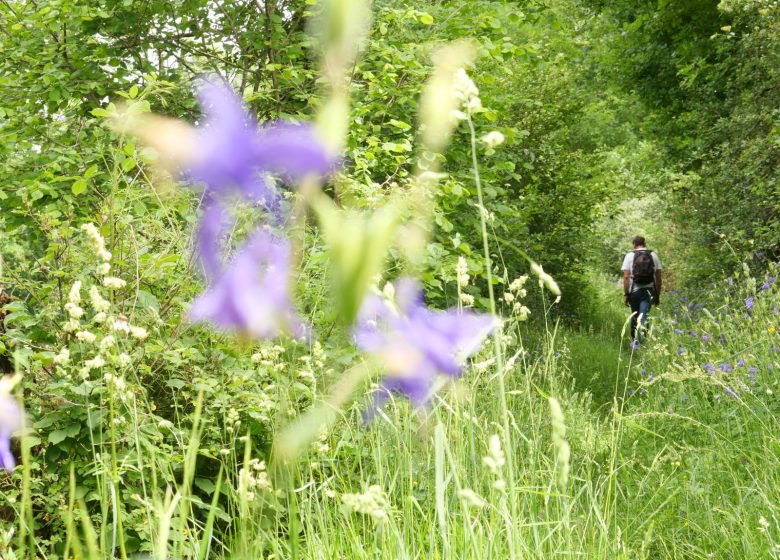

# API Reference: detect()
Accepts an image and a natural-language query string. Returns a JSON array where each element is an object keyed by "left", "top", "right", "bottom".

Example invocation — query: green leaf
[
  {"left": 129, "top": 85, "right": 139, "bottom": 99},
  {"left": 48, "top": 429, "right": 70, "bottom": 444},
  {"left": 121, "top": 157, "right": 137, "bottom": 172},
  {"left": 194, "top": 478, "right": 216, "bottom": 494},
  {"left": 167, "top": 378, "right": 186, "bottom": 389},
  {"left": 71, "top": 179, "right": 88, "bottom": 195},
  {"left": 419, "top": 13, "right": 434, "bottom": 25}
]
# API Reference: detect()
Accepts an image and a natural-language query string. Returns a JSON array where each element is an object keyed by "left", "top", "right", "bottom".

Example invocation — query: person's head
[{"left": 632, "top": 235, "right": 646, "bottom": 248}]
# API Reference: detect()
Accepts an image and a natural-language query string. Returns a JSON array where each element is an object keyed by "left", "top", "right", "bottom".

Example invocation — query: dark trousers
[{"left": 629, "top": 287, "right": 655, "bottom": 342}]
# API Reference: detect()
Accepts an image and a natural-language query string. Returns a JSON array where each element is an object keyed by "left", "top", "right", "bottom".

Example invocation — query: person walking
[{"left": 622, "top": 236, "right": 662, "bottom": 343}]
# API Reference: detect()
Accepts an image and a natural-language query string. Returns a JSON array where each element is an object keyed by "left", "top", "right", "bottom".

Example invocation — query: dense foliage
[{"left": 0, "top": 0, "right": 778, "bottom": 558}]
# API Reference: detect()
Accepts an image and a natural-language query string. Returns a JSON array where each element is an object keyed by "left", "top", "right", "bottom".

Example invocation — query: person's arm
[
  {"left": 654, "top": 269, "right": 662, "bottom": 305},
  {"left": 623, "top": 270, "right": 631, "bottom": 306}
]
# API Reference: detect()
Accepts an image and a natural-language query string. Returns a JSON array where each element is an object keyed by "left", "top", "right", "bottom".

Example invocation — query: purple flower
[
  {"left": 627, "top": 389, "right": 634, "bottom": 396},
  {"left": 353, "top": 278, "right": 498, "bottom": 407},
  {"left": 630, "top": 340, "right": 640, "bottom": 350},
  {"left": 186, "top": 81, "right": 333, "bottom": 205},
  {"left": 725, "top": 386, "right": 738, "bottom": 398},
  {"left": 0, "top": 394, "right": 22, "bottom": 472},
  {"left": 189, "top": 229, "right": 307, "bottom": 339},
  {"left": 720, "top": 362, "right": 733, "bottom": 373},
  {"left": 763, "top": 282, "right": 771, "bottom": 291},
  {"left": 769, "top": 277, "right": 776, "bottom": 284},
  {"left": 703, "top": 363, "right": 715, "bottom": 374},
  {"left": 701, "top": 334, "right": 710, "bottom": 342},
  {"left": 640, "top": 369, "right": 647, "bottom": 376},
  {"left": 196, "top": 199, "right": 231, "bottom": 280},
  {"left": 674, "top": 329, "right": 683, "bottom": 335},
  {"left": 677, "top": 346, "right": 686, "bottom": 355},
  {"left": 737, "top": 359, "right": 745, "bottom": 367},
  {"left": 746, "top": 297, "right": 754, "bottom": 310}
]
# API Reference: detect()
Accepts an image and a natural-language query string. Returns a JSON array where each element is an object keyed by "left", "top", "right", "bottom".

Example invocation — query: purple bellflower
[
  {"left": 0, "top": 393, "right": 22, "bottom": 472},
  {"left": 187, "top": 81, "right": 334, "bottom": 206},
  {"left": 746, "top": 296, "right": 755, "bottom": 311},
  {"left": 189, "top": 229, "right": 307, "bottom": 340},
  {"left": 353, "top": 278, "right": 498, "bottom": 408}
]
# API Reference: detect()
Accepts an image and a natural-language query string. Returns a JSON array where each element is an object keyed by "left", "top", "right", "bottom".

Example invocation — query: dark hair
[{"left": 632, "top": 236, "right": 646, "bottom": 247}]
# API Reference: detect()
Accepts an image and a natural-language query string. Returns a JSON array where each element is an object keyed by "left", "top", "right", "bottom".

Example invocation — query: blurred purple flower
[
  {"left": 720, "top": 362, "right": 733, "bottom": 373},
  {"left": 703, "top": 363, "right": 715, "bottom": 374},
  {"left": 769, "top": 277, "right": 776, "bottom": 284},
  {"left": 627, "top": 389, "right": 634, "bottom": 396},
  {"left": 0, "top": 394, "right": 22, "bottom": 472},
  {"left": 353, "top": 278, "right": 498, "bottom": 407},
  {"left": 674, "top": 329, "right": 683, "bottom": 335},
  {"left": 677, "top": 346, "right": 686, "bottom": 355},
  {"left": 189, "top": 229, "right": 307, "bottom": 340},
  {"left": 737, "top": 359, "right": 745, "bottom": 367},
  {"left": 725, "top": 386, "right": 738, "bottom": 398},
  {"left": 763, "top": 282, "right": 771, "bottom": 291},
  {"left": 630, "top": 340, "right": 640, "bottom": 350},
  {"left": 196, "top": 198, "right": 230, "bottom": 280},
  {"left": 746, "top": 296, "right": 754, "bottom": 310},
  {"left": 187, "top": 81, "right": 334, "bottom": 206}
]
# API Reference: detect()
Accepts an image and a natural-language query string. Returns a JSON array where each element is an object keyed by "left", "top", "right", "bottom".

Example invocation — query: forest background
[{"left": 0, "top": 0, "right": 778, "bottom": 558}]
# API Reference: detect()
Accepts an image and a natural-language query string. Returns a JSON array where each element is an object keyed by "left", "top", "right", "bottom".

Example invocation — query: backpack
[{"left": 632, "top": 250, "right": 656, "bottom": 285}]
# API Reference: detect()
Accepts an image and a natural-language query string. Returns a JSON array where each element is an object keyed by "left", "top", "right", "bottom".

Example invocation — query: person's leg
[
  {"left": 636, "top": 288, "right": 653, "bottom": 342},
  {"left": 629, "top": 291, "right": 642, "bottom": 340}
]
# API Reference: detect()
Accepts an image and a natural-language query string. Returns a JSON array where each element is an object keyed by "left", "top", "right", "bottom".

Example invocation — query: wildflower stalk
[
  {"left": 466, "top": 112, "right": 517, "bottom": 557},
  {"left": 108, "top": 389, "right": 128, "bottom": 559}
]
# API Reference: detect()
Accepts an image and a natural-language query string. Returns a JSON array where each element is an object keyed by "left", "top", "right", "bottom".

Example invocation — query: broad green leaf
[{"left": 71, "top": 179, "right": 88, "bottom": 195}]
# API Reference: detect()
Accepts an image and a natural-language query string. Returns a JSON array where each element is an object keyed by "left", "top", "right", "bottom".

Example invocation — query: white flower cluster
[
  {"left": 239, "top": 459, "right": 273, "bottom": 502},
  {"left": 225, "top": 408, "right": 241, "bottom": 434},
  {"left": 507, "top": 275, "right": 531, "bottom": 320},
  {"left": 53, "top": 347, "right": 70, "bottom": 365},
  {"left": 90, "top": 286, "right": 110, "bottom": 313},
  {"left": 481, "top": 131, "right": 505, "bottom": 148},
  {"left": 482, "top": 434, "right": 506, "bottom": 490},
  {"left": 340, "top": 485, "right": 391, "bottom": 523},
  {"left": 104, "top": 372, "right": 134, "bottom": 400},
  {"left": 251, "top": 345, "right": 287, "bottom": 376},
  {"left": 64, "top": 281, "right": 84, "bottom": 319},
  {"left": 531, "top": 262, "right": 561, "bottom": 297},
  {"left": 80, "top": 223, "right": 112, "bottom": 273},
  {"left": 103, "top": 277, "right": 126, "bottom": 290},
  {"left": 457, "top": 488, "right": 487, "bottom": 509},
  {"left": 451, "top": 68, "right": 482, "bottom": 120},
  {"left": 456, "top": 257, "right": 469, "bottom": 288},
  {"left": 312, "top": 424, "right": 330, "bottom": 454},
  {"left": 75, "top": 330, "right": 97, "bottom": 344}
]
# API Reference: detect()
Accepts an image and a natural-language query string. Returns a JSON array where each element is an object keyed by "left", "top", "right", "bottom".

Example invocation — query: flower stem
[{"left": 466, "top": 113, "right": 517, "bottom": 557}]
